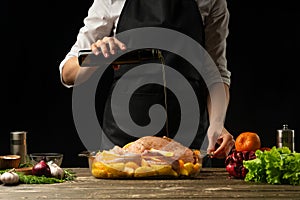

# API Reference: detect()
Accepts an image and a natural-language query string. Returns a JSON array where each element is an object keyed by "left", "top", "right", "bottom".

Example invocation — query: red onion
[
  {"left": 225, "top": 149, "right": 256, "bottom": 179},
  {"left": 32, "top": 160, "right": 51, "bottom": 177}
]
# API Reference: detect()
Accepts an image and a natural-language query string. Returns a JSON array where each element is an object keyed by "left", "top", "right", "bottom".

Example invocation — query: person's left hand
[{"left": 207, "top": 126, "right": 235, "bottom": 159}]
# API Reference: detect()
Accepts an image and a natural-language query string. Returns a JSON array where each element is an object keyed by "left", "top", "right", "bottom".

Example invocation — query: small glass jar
[
  {"left": 276, "top": 124, "right": 295, "bottom": 152},
  {"left": 10, "top": 131, "right": 28, "bottom": 164}
]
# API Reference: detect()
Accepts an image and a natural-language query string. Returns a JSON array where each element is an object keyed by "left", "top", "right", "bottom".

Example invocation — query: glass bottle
[{"left": 276, "top": 124, "right": 295, "bottom": 152}]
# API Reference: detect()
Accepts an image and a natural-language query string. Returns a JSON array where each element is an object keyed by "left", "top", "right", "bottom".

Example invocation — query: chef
[{"left": 59, "top": 0, "right": 235, "bottom": 159}]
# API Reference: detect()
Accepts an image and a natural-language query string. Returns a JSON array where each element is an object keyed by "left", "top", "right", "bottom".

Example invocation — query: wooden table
[{"left": 1, "top": 168, "right": 299, "bottom": 199}]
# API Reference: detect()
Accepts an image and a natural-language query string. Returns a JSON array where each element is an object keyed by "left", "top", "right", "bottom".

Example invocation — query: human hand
[
  {"left": 207, "top": 126, "right": 235, "bottom": 159},
  {"left": 91, "top": 36, "right": 127, "bottom": 57}
]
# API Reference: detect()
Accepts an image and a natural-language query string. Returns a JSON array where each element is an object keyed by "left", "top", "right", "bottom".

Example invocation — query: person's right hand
[
  {"left": 91, "top": 36, "right": 127, "bottom": 57},
  {"left": 207, "top": 126, "right": 235, "bottom": 159}
]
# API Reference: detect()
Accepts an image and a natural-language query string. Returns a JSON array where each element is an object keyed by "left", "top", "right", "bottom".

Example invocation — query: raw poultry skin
[
  {"left": 91, "top": 136, "right": 202, "bottom": 178},
  {"left": 123, "top": 136, "right": 195, "bottom": 163}
]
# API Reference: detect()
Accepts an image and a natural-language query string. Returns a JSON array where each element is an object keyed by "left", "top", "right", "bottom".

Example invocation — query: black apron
[{"left": 97, "top": 0, "right": 209, "bottom": 149}]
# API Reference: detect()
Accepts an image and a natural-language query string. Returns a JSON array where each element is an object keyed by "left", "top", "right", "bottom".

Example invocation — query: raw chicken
[{"left": 123, "top": 136, "right": 194, "bottom": 163}]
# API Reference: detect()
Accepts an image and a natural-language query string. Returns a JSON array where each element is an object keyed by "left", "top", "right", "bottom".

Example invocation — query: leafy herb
[
  {"left": 63, "top": 169, "right": 77, "bottom": 181},
  {"left": 1, "top": 168, "right": 76, "bottom": 184},
  {"left": 18, "top": 162, "right": 33, "bottom": 168},
  {"left": 0, "top": 169, "right": 10, "bottom": 175},
  {"left": 243, "top": 146, "right": 300, "bottom": 185},
  {"left": 18, "top": 174, "right": 64, "bottom": 184}
]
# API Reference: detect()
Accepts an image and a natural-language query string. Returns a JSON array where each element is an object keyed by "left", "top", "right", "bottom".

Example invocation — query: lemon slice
[
  {"left": 134, "top": 166, "right": 157, "bottom": 177},
  {"left": 123, "top": 142, "right": 134, "bottom": 149},
  {"left": 149, "top": 148, "right": 174, "bottom": 157},
  {"left": 183, "top": 162, "right": 194, "bottom": 174},
  {"left": 151, "top": 165, "right": 178, "bottom": 177}
]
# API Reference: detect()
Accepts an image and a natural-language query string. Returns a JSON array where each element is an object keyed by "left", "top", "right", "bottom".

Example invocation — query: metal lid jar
[{"left": 276, "top": 124, "right": 295, "bottom": 152}]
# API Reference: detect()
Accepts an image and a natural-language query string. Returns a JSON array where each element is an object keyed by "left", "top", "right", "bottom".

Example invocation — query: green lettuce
[{"left": 243, "top": 146, "right": 300, "bottom": 185}]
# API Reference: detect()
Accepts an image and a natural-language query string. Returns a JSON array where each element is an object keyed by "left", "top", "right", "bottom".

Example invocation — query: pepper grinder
[
  {"left": 276, "top": 124, "right": 295, "bottom": 152},
  {"left": 10, "top": 131, "right": 28, "bottom": 164}
]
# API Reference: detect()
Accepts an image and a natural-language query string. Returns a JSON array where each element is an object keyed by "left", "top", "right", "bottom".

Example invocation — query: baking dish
[{"left": 80, "top": 148, "right": 203, "bottom": 179}]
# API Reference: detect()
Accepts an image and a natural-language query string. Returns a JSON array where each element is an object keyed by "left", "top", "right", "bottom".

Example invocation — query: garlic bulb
[
  {"left": 0, "top": 169, "right": 19, "bottom": 185},
  {"left": 49, "top": 163, "right": 65, "bottom": 179}
]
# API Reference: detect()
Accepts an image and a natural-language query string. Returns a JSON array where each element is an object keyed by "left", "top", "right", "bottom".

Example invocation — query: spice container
[
  {"left": 10, "top": 131, "right": 28, "bottom": 164},
  {"left": 276, "top": 124, "right": 295, "bottom": 152}
]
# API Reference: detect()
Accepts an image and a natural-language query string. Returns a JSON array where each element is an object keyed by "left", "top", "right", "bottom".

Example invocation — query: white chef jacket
[{"left": 59, "top": 0, "right": 231, "bottom": 88}]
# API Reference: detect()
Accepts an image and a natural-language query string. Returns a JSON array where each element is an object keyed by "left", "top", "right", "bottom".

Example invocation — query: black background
[{"left": 1, "top": 0, "right": 299, "bottom": 168}]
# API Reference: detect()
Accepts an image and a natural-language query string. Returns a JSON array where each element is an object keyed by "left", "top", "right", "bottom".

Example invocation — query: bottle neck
[{"left": 283, "top": 124, "right": 289, "bottom": 130}]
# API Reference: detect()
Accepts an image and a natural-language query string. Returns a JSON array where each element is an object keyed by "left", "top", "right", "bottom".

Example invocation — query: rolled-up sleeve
[
  {"left": 59, "top": 0, "right": 118, "bottom": 87},
  {"left": 202, "top": 0, "right": 231, "bottom": 86}
]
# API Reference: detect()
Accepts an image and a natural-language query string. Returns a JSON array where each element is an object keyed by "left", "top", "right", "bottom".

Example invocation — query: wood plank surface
[{"left": 1, "top": 168, "right": 299, "bottom": 199}]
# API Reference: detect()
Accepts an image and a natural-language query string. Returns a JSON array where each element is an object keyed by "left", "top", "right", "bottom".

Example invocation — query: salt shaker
[
  {"left": 276, "top": 124, "right": 295, "bottom": 152},
  {"left": 10, "top": 131, "right": 28, "bottom": 164}
]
